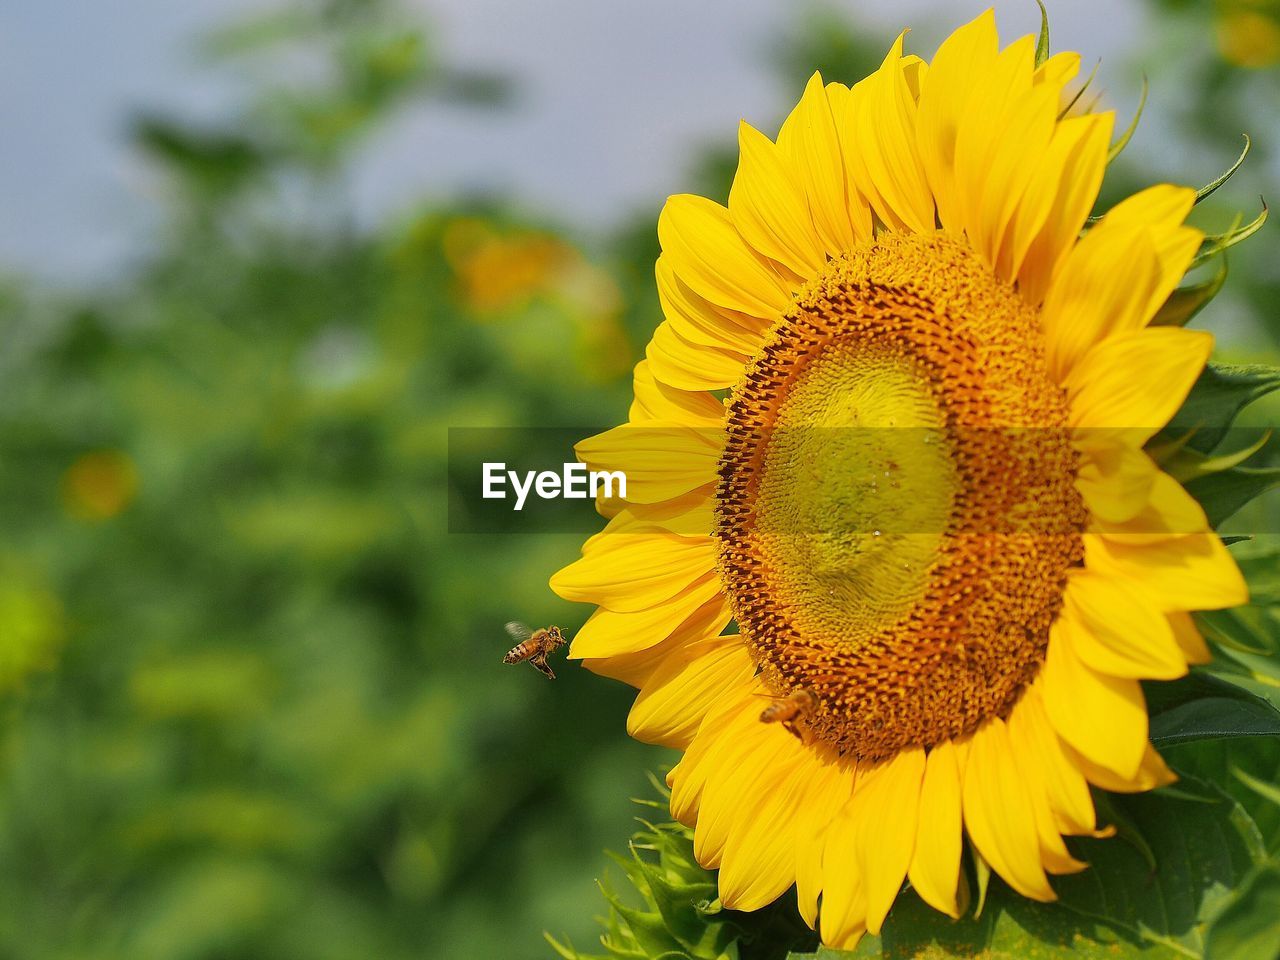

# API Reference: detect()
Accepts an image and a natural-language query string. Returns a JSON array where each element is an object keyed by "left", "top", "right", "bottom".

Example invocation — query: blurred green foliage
[
  {"left": 0, "top": 3, "right": 653, "bottom": 957},
  {"left": 0, "top": 1, "right": 1277, "bottom": 959}
]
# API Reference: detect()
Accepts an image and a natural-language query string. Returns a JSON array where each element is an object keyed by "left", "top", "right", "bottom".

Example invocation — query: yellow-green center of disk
[{"left": 714, "top": 233, "right": 1088, "bottom": 761}]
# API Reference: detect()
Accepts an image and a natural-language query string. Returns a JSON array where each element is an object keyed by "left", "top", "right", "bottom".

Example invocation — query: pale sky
[{"left": 0, "top": 0, "right": 1152, "bottom": 284}]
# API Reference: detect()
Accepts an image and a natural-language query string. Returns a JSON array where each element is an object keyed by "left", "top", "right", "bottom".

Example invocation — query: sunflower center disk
[{"left": 715, "top": 233, "right": 1088, "bottom": 761}]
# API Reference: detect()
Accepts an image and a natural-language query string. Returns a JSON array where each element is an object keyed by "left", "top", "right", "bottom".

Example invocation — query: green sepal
[
  {"left": 1185, "top": 465, "right": 1280, "bottom": 527},
  {"left": 1165, "top": 363, "right": 1280, "bottom": 454},
  {"left": 969, "top": 839, "right": 992, "bottom": 919},
  {"left": 1195, "top": 135, "right": 1252, "bottom": 206},
  {"left": 1107, "top": 75, "right": 1148, "bottom": 164},
  {"left": 1198, "top": 607, "right": 1280, "bottom": 667},
  {"left": 552, "top": 815, "right": 818, "bottom": 960},
  {"left": 1059, "top": 59, "right": 1100, "bottom": 119},
  {"left": 1035, "top": 0, "right": 1050, "bottom": 68},
  {"left": 1150, "top": 256, "right": 1228, "bottom": 327},
  {"left": 1158, "top": 429, "right": 1268, "bottom": 484},
  {"left": 1192, "top": 203, "right": 1269, "bottom": 270}
]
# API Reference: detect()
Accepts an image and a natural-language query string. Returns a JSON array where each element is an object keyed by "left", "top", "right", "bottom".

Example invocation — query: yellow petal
[
  {"left": 1067, "top": 328, "right": 1213, "bottom": 443},
  {"left": 849, "top": 35, "right": 931, "bottom": 235},
  {"left": 729, "top": 122, "right": 827, "bottom": 277},
  {"left": 1004, "top": 700, "right": 1088, "bottom": 875},
  {"left": 916, "top": 10, "right": 999, "bottom": 232},
  {"left": 1041, "top": 224, "right": 1162, "bottom": 383},
  {"left": 907, "top": 741, "right": 964, "bottom": 918},
  {"left": 1065, "top": 740, "right": 1178, "bottom": 793},
  {"left": 847, "top": 748, "right": 925, "bottom": 934},
  {"left": 1090, "top": 467, "right": 1212, "bottom": 544},
  {"left": 1062, "top": 572, "right": 1188, "bottom": 680},
  {"left": 686, "top": 686, "right": 801, "bottom": 871},
  {"left": 658, "top": 194, "right": 794, "bottom": 318},
  {"left": 962, "top": 718, "right": 1056, "bottom": 900},
  {"left": 551, "top": 527, "right": 716, "bottom": 612},
  {"left": 951, "top": 34, "right": 1060, "bottom": 270},
  {"left": 647, "top": 318, "right": 746, "bottom": 391},
  {"left": 979, "top": 78, "right": 1062, "bottom": 277},
  {"left": 1011, "top": 683, "right": 1098, "bottom": 835},
  {"left": 656, "top": 256, "right": 768, "bottom": 356},
  {"left": 570, "top": 574, "right": 727, "bottom": 660},
  {"left": 824, "top": 81, "right": 876, "bottom": 246},
  {"left": 717, "top": 738, "right": 824, "bottom": 911},
  {"left": 1083, "top": 532, "right": 1249, "bottom": 612},
  {"left": 1106, "top": 183, "right": 1196, "bottom": 228},
  {"left": 575, "top": 420, "right": 721, "bottom": 506},
  {"left": 1102, "top": 185, "right": 1202, "bottom": 322},
  {"left": 1033, "top": 51, "right": 1082, "bottom": 92},
  {"left": 1073, "top": 435, "right": 1160, "bottom": 525},
  {"left": 626, "top": 635, "right": 756, "bottom": 749},
  {"left": 795, "top": 752, "right": 856, "bottom": 928},
  {"left": 776, "top": 72, "right": 867, "bottom": 254},
  {"left": 667, "top": 683, "right": 751, "bottom": 828},
  {"left": 1012, "top": 113, "right": 1113, "bottom": 302},
  {"left": 1042, "top": 619, "right": 1149, "bottom": 779},
  {"left": 619, "top": 487, "right": 716, "bottom": 537},
  {"left": 844, "top": 34, "right": 935, "bottom": 234},
  {"left": 819, "top": 790, "right": 869, "bottom": 950},
  {"left": 1042, "top": 184, "right": 1200, "bottom": 381},
  {"left": 629, "top": 360, "right": 725, "bottom": 426},
  {"left": 1168, "top": 610, "right": 1212, "bottom": 665}
]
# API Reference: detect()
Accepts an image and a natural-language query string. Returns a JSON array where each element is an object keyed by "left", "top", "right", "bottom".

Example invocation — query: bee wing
[{"left": 504, "top": 621, "right": 533, "bottom": 642}]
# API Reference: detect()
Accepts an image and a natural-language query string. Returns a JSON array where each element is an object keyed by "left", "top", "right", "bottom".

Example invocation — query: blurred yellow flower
[
  {"left": 443, "top": 218, "right": 574, "bottom": 314},
  {"left": 442, "top": 215, "right": 632, "bottom": 380},
  {"left": 0, "top": 565, "right": 64, "bottom": 692},
  {"left": 61, "top": 450, "right": 139, "bottom": 521},
  {"left": 1217, "top": 2, "right": 1280, "bottom": 67}
]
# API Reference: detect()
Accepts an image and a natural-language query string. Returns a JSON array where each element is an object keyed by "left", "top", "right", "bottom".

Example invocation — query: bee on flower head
[{"left": 759, "top": 688, "right": 818, "bottom": 740}]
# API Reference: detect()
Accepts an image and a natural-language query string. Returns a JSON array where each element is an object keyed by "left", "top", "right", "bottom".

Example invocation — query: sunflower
[{"left": 549, "top": 10, "right": 1248, "bottom": 949}]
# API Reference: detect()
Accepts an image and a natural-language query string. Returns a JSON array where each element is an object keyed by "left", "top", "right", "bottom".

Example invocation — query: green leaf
[
  {"left": 788, "top": 889, "right": 1173, "bottom": 959},
  {"left": 1233, "top": 551, "right": 1280, "bottom": 605},
  {"left": 1185, "top": 466, "right": 1280, "bottom": 527},
  {"left": 1166, "top": 364, "right": 1280, "bottom": 454},
  {"left": 1165, "top": 737, "right": 1280, "bottom": 855},
  {"left": 1145, "top": 673, "right": 1280, "bottom": 747},
  {"left": 1233, "top": 766, "right": 1280, "bottom": 810},
  {"left": 1051, "top": 780, "right": 1265, "bottom": 954},
  {"left": 1203, "top": 861, "right": 1280, "bottom": 960}
]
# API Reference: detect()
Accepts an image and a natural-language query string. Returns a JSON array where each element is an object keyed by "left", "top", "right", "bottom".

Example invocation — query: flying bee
[
  {"left": 759, "top": 688, "right": 817, "bottom": 740},
  {"left": 502, "top": 622, "right": 566, "bottom": 680}
]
